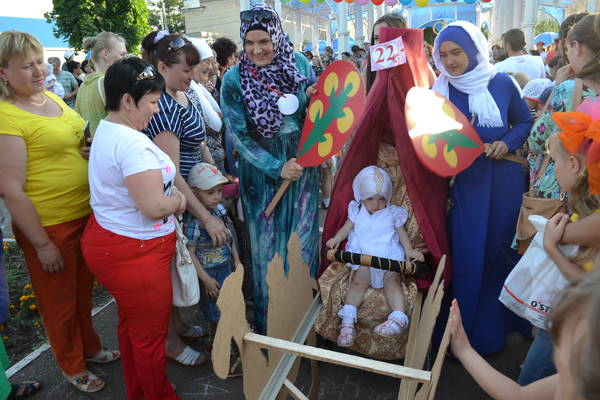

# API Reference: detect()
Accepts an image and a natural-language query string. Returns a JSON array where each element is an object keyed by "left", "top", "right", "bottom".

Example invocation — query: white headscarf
[
  {"left": 189, "top": 37, "right": 223, "bottom": 132},
  {"left": 432, "top": 21, "right": 503, "bottom": 128},
  {"left": 352, "top": 166, "right": 393, "bottom": 206},
  {"left": 188, "top": 37, "right": 213, "bottom": 61}
]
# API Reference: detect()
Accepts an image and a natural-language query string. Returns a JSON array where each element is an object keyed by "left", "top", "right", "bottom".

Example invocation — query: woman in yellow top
[{"left": 0, "top": 31, "right": 118, "bottom": 394}]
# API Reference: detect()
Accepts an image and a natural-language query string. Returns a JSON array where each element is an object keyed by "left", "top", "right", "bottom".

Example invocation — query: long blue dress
[
  {"left": 220, "top": 54, "right": 319, "bottom": 334},
  {"left": 449, "top": 73, "right": 532, "bottom": 355}
]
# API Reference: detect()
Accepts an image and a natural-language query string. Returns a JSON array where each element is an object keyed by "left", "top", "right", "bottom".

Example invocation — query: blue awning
[{"left": 0, "top": 16, "right": 69, "bottom": 48}]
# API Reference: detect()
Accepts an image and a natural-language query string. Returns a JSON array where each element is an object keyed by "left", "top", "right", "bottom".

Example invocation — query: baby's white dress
[{"left": 345, "top": 201, "right": 409, "bottom": 288}]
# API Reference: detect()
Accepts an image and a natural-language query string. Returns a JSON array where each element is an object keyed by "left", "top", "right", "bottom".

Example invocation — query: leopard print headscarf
[{"left": 239, "top": 3, "right": 307, "bottom": 138}]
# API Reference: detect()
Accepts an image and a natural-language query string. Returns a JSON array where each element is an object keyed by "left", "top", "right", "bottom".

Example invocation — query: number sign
[{"left": 369, "top": 37, "right": 406, "bottom": 72}]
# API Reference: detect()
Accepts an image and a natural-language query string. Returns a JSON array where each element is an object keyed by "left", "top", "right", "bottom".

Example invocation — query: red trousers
[
  {"left": 81, "top": 214, "right": 178, "bottom": 400},
  {"left": 14, "top": 215, "right": 102, "bottom": 375}
]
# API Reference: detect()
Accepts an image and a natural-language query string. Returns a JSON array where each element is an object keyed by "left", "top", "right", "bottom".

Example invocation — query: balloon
[
  {"left": 435, "top": 0, "right": 445, "bottom": 2},
  {"left": 372, "top": 0, "right": 385, "bottom": 5},
  {"left": 399, "top": 0, "right": 411, "bottom": 5},
  {"left": 300, "top": 0, "right": 310, "bottom": 3},
  {"left": 481, "top": 0, "right": 493, "bottom": 2},
  {"left": 384, "top": 0, "right": 397, "bottom": 5},
  {"left": 415, "top": 0, "right": 430, "bottom": 6},
  {"left": 358, "top": 0, "right": 370, "bottom": 4},
  {"left": 333, "top": 0, "right": 343, "bottom": 2},
  {"left": 345, "top": 0, "right": 355, "bottom": 3},
  {"left": 464, "top": 0, "right": 477, "bottom": 3}
]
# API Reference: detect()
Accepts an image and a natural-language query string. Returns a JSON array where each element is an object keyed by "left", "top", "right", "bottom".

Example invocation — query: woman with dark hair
[
  {"left": 141, "top": 30, "right": 220, "bottom": 366},
  {"left": 364, "top": 14, "right": 406, "bottom": 93},
  {"left": 220, "top": 3, "right": 319, "bottom": 334},
  {"left": 432, "top": 21, "right": 532, "bottom": 356},
  {"left": 81, "top": 57, "right": 184, "bottom": 400}
]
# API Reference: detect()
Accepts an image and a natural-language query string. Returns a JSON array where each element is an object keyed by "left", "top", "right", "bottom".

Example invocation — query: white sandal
[
  {"left": 63, "top": 371, "right": 105, "bottom": 393},
  {"left": 373, "top": 317, "right": 407, "bottom": 338},
  {"left": 168, "top": 346, "right": 207, "bottom": 367},
  {"left": 85, "top": 348, "right": 120, "bottom": 364}
]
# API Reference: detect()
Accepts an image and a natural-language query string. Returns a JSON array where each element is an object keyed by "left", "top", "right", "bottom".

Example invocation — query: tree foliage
[
  {"left": 535, "top": 14, "right": 560, "bottom": 35},
  {"left": 45, "top": 0, "right": 152, "bottom": 52},
  {"left": 148, "top": 0, "right": 186, "bottom": 34}
]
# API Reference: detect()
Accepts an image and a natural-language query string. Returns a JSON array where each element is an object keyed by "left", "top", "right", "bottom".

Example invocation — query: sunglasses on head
[
  {"left": 240, "top": 9, "right": 275, "bottom": 23},
  {"left": 136, "top": 65, "right": 156, "bottom": 81},
  {"left": 168, "top": 36, "right": 187, "bottom": 52}
]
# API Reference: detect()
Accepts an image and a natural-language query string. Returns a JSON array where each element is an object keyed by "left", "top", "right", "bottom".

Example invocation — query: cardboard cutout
[
  {"left": 405, "top": 87, "right": 484, "bottom": 177},
  {"left": 320, "top": 27, "right": 451, "bottom": 290}
]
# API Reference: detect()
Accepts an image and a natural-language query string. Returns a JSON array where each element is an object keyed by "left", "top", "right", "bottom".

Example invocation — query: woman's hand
[
  {"left": 80, "top": 138, "right": 92, "bottom": 160},
  {"left": 305, "top": 84, "right": 317, "bottom": 98},
  {"left": 544, "top": 213, "right": 569, "bottom": 252},
  {"left": 280, "top": 158, "right": 303, "bottom": 181},
  {"left": 202, "top": 276, "right": 221, "bottom": 300},
  {"left": 35, "top": 241, "right": 65, "bottom": 273},
  {"left": 172, "top": 187, "right": 187, "bottom": 216},
  {"left": 484, "top": 141, "right": 508, "bottom": 160},
  {"left": 555, "top": 64, "right": 576, "bottom": 86},
  {"left": 449, "top": 299, "right": 471, "bottom": 359},
  {"left": 204, "top": 215, "right": 229, "bottom": 247}
]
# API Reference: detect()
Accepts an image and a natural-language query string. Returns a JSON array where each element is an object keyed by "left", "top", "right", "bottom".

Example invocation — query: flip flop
[
  {"left": 8, "top": 381, "right": 42, "bottom": 400},
  {"left": 180, "top": 325, "right": 205, "bottom": 339},
  {"left": 168, "top": 346, "right": 207, "bottom": 367},
  {"left": 85, "top": 348, "right": 121, "bottom": 364}
]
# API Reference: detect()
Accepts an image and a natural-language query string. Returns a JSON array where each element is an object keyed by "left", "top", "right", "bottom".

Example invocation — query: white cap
[
  {"left": 188, "top": 163, "right": 228, "bottom": 190},
  {"left": 188, "top": 37, "right": 213, "bottom": 61},
  {"left": 64, "top": 50, "right": 74, "bottom": 59}
]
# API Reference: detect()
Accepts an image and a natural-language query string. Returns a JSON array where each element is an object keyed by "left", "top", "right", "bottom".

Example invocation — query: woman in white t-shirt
[{"left": 81, "top": 57, "right": 186, "bottom": 400}]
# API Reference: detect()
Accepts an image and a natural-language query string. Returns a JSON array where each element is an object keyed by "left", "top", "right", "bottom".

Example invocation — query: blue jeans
[
  {"left": 517, "top": 328, "right": 556, "bottom": 385},
  {"left": 200, "top": 262, "right": 233, "bottom": 323}
]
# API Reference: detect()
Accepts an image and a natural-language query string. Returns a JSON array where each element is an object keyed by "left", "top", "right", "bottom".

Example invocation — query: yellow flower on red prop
[{"left": 28, "top": 305, "right": 37, "bottom": 311}]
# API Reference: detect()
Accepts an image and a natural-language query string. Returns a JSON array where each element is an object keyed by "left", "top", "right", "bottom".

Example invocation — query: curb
[{"left": 6, "top": 298, "right": 115, "bottom": 378}]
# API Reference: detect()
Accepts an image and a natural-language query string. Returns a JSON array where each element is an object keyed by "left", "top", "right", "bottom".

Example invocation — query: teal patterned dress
[{"left": 220, "top": 55, "right": 319, "bottom": 333}]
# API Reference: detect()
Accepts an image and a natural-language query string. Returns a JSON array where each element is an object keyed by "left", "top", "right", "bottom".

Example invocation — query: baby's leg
[
  {"left": 336, "top": 267, "right": 370, "bottom": 347},
  {"left": 344, "top": 266, "right": 371, "bottom": 307},
  {"left": 373, "top": 271, "right": 409, "bottom": 337}
]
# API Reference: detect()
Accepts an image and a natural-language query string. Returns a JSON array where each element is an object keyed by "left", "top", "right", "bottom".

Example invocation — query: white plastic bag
[
  {"left": 171, "top": 219, "right": 200, "bottom": 307},
  {"left": 499, "top": 215, "right": 576, "bottom": 329}
]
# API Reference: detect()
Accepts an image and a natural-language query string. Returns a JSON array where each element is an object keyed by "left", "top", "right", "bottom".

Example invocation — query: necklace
[{"left": 19, "top": 94, "right": 47, "bottom": 107}]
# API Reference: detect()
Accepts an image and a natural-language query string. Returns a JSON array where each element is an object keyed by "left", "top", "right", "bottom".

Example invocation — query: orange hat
[{"left": 552, "top": 112, "right": 600, "bottom": 194}]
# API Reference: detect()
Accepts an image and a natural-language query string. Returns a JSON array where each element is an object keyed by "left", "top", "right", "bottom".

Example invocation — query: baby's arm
[
  {"left": 543, "top": 214, "right": 586, "bottom": 281},
  {"left": 450, "top": 300, "right": 557, "bottom": 400},
  {"left": 325, "top": 219, "right": 354, "bottom": 249},
  {"left": 397, "top": 226, "right": 424, "bottom": 261},
  {"left": 187, "top": 244, "right": 221, "bottom": 299}
]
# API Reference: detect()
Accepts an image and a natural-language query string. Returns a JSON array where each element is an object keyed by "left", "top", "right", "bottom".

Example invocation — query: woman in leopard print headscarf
[{"left": 220, "top": 3, "right": 320, "bottom": 334}]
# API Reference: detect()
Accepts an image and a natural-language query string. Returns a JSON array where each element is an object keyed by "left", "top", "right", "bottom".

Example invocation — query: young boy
[{"left": 184, "top": 163, "right": 240, "bottom": 336}]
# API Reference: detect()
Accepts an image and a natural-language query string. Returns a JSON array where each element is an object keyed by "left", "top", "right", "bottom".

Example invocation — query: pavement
[{"left": 2, "top": 204, "right": 533, "bottom": 399}]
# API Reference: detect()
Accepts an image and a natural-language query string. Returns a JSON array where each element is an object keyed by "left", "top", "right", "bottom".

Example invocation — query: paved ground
[{"left": 3, "top": 204, "right": 532, "bottom": 399}]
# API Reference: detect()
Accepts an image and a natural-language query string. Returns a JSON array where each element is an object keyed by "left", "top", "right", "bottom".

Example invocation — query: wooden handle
[{"left": 264, "top": 179, "right": 292, "bottom": 218}]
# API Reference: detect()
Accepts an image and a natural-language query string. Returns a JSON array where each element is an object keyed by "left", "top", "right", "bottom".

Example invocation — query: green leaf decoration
[{"left": 429, "top": 129, "right": 479, "bottom": 152}]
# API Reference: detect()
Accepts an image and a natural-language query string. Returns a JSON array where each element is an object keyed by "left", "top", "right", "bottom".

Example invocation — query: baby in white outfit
[{"left": 326, "top": 166, "right": 424, "bottom": 347}]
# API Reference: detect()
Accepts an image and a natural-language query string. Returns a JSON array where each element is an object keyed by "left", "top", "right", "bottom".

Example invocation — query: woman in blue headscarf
[
  {"left": 432, "top": 21, "right": 532, "bottom": 355},
  {"left": 220, "top": 4, "right": 319, "bottom": 333}
]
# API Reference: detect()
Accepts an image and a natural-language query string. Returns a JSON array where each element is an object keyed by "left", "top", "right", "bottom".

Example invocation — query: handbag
[
  {"left": 500, "top": 215, "right": 576, "bottom": 329},
  {"left": 171, "top": 218, "right": 201, "bottom": 307},
  {"left": 514, "top": 80, "right": 584, "bottom": 254}
]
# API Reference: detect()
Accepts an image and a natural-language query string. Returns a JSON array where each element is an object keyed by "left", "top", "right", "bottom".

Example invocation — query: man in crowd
[
  {"left": 48, "top": 57, "right": 79, "bottom": 108},
  {"left": 494, "top": 28, "right": 546, "bottom": 80}
]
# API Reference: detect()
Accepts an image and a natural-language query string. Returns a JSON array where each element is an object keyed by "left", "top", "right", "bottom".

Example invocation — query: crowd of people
[{"left": 0, "top": 3, "right": 599, "bottom": 400}]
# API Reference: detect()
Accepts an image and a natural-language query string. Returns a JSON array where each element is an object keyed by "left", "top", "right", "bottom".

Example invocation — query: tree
[
  {"left": 535, "top": 14, "right": 560, "bottom": 35},
  {"left": 148, "top": 0, "right": 186, "bottom": 34},
  {"left": 45, "top": 0, "right": 152, "bottom": 52}
]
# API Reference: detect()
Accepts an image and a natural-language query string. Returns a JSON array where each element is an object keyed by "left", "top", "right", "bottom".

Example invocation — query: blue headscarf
[{"left": 436, "top": 26, "right": 479, "bottom": 74}]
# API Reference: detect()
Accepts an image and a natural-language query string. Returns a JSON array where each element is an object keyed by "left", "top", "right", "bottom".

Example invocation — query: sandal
[
  {"left": 85, "top": 348, "right": 121, "bottom": 364},
  {"left": 373, "top": 317, "right": 407, "bottom": 338},
  {"left": 180, "top": 325, "right": 205, "bottom": 339},
  {"left": 63, "top": 371, "right": 105, "bottom": 393},
  {"left": 7, "top": 381, "right": 42, "bottom": 400},
  {"left": 168, "top": 346, "right": 207, "bottom": 367},
  {"left": 336, "top": 323, "right": 356, "bottom": 347}
]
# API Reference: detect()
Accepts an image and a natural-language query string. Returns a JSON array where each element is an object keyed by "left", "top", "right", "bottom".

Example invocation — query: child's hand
[
  {"left": 544, "top": 213, "right": 569, "bottom": 251},
  {"left": 407, "top": 248, "right": 425, "bottom": 262},
  {"left": 202, "top": 277, "right": 221, "bottom": 300},
  {"left": 326, "top": 237, "right": 341, "bottom": 249},
  {"left": 449, "top": 299, "right": 471, "bottom": 359}
]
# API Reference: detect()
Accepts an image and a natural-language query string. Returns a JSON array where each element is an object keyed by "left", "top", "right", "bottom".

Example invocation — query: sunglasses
[
  {"left": 168, "top": 37, "right": 187, "bottom": 52},
  {"left": 240, "top": 9, "right": 275, "bottom": 23},
  {"left": 136, "top": 65, "right": 156, "bottom": 81}
]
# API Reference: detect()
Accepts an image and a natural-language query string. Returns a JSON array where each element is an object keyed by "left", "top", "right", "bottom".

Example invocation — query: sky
[{"left": 1, "top": 0, "right": 54, "bottom": 19}]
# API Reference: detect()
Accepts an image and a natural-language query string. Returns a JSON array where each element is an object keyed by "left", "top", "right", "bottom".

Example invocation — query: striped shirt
[{"left": 143, "top": 91, "right": 206, "bottom": 179}]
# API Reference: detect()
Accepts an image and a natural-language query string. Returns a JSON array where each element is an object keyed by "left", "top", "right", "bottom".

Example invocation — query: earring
[{"left": 2, "top": 80, "right": 7, "bottom": 85}]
